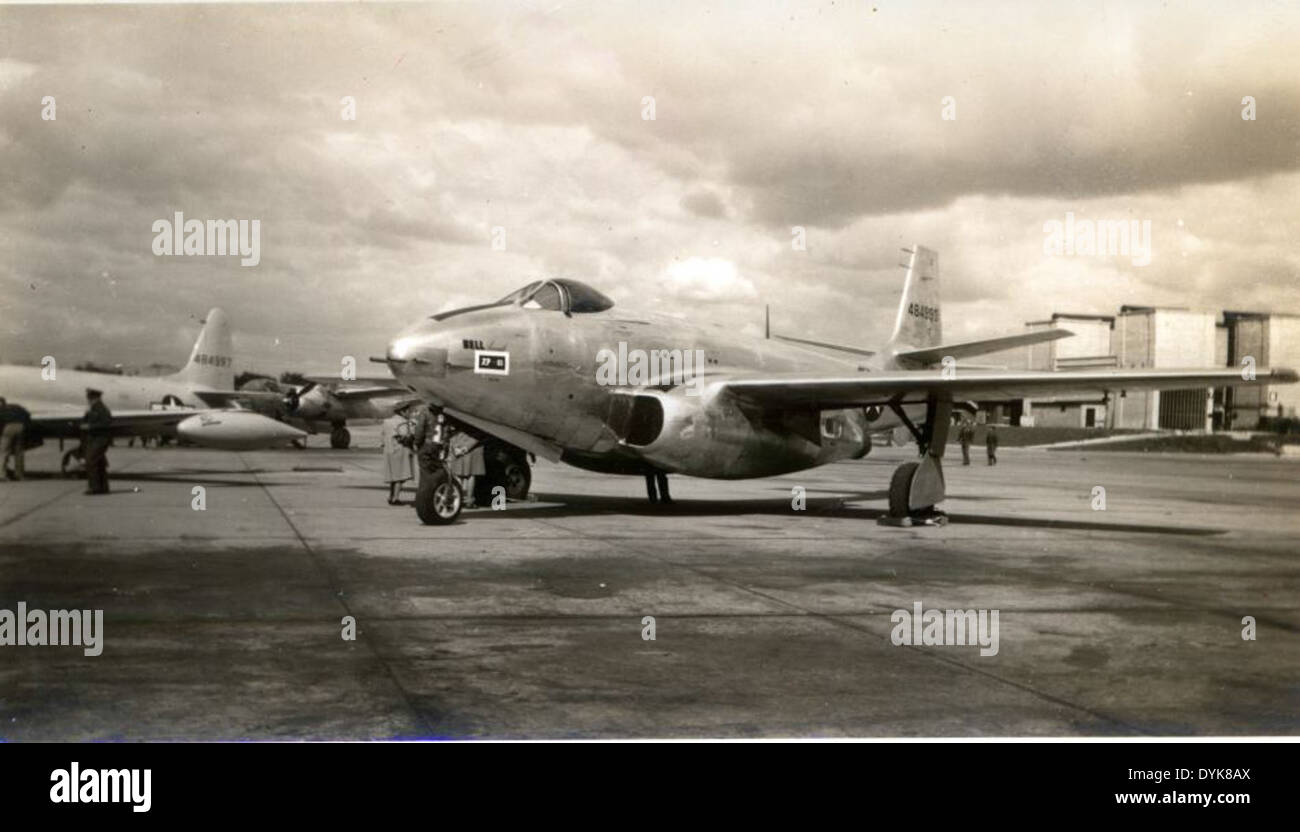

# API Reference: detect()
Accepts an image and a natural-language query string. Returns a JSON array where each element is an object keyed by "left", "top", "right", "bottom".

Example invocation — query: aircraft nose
[{"left": 386, "top": 320, "right": 448, "bottom": 379}]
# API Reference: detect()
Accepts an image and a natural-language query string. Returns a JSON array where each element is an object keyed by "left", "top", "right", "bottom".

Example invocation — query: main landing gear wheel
[
  {"left": 888, "top": 461, "right": 921, "bottom": 518},
  {"left": 477, "top": 446, "right": 532, "bottom": 505},
  {"left": 885, "top": 458, "right": 948, "bottom": 525},
  {"left": 329, "top": 426, "right": 351, "bottom": 449},
  {"left": 500, "top": 457, "right": 531, "bottom": 500},
  {"left": 882, "top": 394, "right": 953, "bottom": 525},
  {"left": 415, "top": 468, "right": 463, "bottom": 525}
]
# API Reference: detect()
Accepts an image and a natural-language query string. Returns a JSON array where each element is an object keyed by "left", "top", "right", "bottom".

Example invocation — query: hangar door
[{"left": 1158, "top": 388, "right": 1207, "bottom": 430}]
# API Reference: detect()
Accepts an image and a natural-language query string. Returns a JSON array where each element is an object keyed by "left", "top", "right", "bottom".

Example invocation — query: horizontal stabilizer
[
  {"left": 894, "top": 329, "right": 1073, "bottom": 367},
  {"left": 773, "top": 334, "right": 876, "bottom": 357}
]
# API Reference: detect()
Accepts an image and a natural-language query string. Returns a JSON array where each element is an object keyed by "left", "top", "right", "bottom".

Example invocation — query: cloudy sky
[{"left": 1, "top": 0, "right": 1297, "bottom": 375}]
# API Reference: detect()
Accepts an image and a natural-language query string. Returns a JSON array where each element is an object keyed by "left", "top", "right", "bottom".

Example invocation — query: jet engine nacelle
[
  {"left": 607, "top": 385, "right": 861, "bottom": 479},
  {"left": 177, "top": 410, "right": 307, "bottom": 449},
  {"left": 291, "top": 385, "right": 334, "bottom": 420}
]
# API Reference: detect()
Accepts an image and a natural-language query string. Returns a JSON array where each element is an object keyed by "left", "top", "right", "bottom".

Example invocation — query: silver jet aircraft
[
  {"left": 0, "top": 308, "right": 305, "bottom": 470},
  {"left": 381, "top": 246, "right": 1297, "bottom": 524}
]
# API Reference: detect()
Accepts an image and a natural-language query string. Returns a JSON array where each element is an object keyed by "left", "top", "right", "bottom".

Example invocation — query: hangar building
[
  {"left": 1019, "top": 313, "right": 1116, "bottom": 429},
  {"left": 978, "top": 306, "right": 1297, "bottom": 432},
  {"left": 1221, "top": 311, "right": 1300, "bottom": 428}
]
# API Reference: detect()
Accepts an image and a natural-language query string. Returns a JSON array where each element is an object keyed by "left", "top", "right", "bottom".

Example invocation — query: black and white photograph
[{"left": 0, "top": 0, "right": 1297, "bottom": 793}]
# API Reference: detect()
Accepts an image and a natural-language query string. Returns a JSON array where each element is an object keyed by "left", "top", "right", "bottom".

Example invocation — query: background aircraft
[
  {"left": 233, "top": 376, "right": 410, "bottom": 448},
  {"left": 0, "top": 308, "right": 305, "bottom": 469},
  {"left": 381, "top": 246, "right": 1297, "bottom": 524}
]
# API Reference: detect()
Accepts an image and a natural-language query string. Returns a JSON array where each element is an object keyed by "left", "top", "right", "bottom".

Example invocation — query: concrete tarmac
[{"left": 2, "top": 431, "right": 1298, "bottom": 739}]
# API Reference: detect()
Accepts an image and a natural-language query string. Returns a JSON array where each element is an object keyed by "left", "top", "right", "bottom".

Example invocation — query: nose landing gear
[{"left": 413, "top": 421, "right": 532, "bottom": 524}]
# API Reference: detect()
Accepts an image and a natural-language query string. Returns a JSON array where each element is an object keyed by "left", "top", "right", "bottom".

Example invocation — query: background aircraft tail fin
[
  {"left": 174, "top": 307, "right": 234, "bottom": 390},
  {"left": 887, "top": 245, "right": 941, "bottom": 352}
]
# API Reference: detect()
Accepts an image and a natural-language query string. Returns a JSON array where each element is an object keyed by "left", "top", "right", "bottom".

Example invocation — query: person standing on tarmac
[
  {"left": 450, "top": 436, "right": 486, "bottom": 509},
  {"left": 985, "top": 424, "right": 999, "bottom": 466},
  {"left": 644, "top": 470, "right": 672, "bottom": 504},
  {"left": 958, "top": 420, "right": 974, "bottom": 466},
  {"left": 82, "top": 388, "right": 113, "bottom": 494},
  {"left": 380, "top": 403, "right": 415, "bottom": 505},
  {"left": 411, "top": 405, "right": 448, "bottom": 478},
  {"left": 0, "top": 396, "right": 32, "bottom": 481}
]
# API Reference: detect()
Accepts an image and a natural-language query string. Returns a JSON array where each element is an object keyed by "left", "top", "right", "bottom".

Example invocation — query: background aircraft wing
[
  {"left": 715, "top": 367, "right": 1298, "bottom": 410},
  {"left": 330, "top": 385, "right": 408, "bottom": 400},
  {"left": 193, "top": 389, "right": 279, "bottom": 407},
  {"left": 302, "top": 375, "right": 401, "bottom": 388},
  {"left": 27, "top": 408, "right": 202, "bottom": 439}
]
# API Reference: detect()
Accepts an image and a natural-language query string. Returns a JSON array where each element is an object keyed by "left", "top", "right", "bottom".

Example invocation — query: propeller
[{"left": 284, "top": 382, "right": 314, "bottom": 415}]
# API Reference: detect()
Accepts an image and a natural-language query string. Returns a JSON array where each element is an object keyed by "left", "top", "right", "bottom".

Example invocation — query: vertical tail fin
[
  {"left": 888, "top": 245, "right": 942, "bottom": 352},
  {"left": 172, "top": 308, "right": 234, "bottom": 390}
]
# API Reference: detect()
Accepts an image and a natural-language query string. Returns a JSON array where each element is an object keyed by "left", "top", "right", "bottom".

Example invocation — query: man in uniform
[
  {"left": 985, "top": 424, "right": 998, "bottom": 466},
  {"left": 958, "top": 419, "right": 974, "bottom": 466},
  {"left": 0, "top": 396, "right": 32, "bottom": 481},
  {"left": 410, "top": 404, "right": 448, "bottom": 477},
  {"left": 82, "top": 388, "right": 113, "bottom": 494},
  {"left": 644, "top": 470, "right": 672, "bottom": 505}
]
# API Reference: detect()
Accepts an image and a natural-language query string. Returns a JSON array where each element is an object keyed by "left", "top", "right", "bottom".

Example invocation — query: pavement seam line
[
  {"left": 530, "top": 512, "right": 1149, "bottom": 735},
  {"left": 238, "top": 452, "right": 435, "bottom": 738}
]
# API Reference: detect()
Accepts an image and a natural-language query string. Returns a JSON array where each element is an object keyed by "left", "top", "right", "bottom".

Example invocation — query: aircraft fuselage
[
  {"left": 387, "top": 304, "right": 902, "bottom": 479},
  {"left": 0, "top": 365, "right": 208, "bottom": 419}
]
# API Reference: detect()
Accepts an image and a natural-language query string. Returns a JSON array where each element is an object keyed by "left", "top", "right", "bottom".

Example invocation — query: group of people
[
  {"left": 957, "top": 420, "right": 998, "bottom": 466},
  {"left": 380, "top": 402, "right": 487, "bottom": 507},
  {"left": 0, "top": 388, "right": 112, "bottom": 493},
  {"left": 380, "top": 402, "right": 673, "bottom": 509}
]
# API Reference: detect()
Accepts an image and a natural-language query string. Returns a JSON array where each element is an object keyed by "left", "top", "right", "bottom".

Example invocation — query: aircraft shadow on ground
[
  {"left": 4, "top": 471, "right": 293, "bottom": 488},
  {"left": 450, "top": 491, "right": 1224, "bottom": 536}
]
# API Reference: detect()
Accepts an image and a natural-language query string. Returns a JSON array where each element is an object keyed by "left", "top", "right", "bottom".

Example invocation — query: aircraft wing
[
  {"left": 193, "top": 389, "right": 279, "bottom": 407},
  {"left": 330, "top": 385, "right": 407, "bottom": 401},
  {"left": 27, "top": 408, "right": 202, "bottom": 439},
  {"left": 302, "top": 375, "right": 401, "bottom": 388},
  {"left": 716, "top": 367, "right": 1299, "bottom": 410}
]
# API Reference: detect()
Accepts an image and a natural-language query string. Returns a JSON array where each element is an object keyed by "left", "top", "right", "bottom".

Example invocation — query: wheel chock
[{"left": 878, "top": 512, "right": 948, "bottom": 528}]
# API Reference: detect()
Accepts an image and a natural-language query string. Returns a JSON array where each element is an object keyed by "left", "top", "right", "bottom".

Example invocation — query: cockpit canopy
[{"left": 496, "top": 279, "right": 615, "bottom": 314}]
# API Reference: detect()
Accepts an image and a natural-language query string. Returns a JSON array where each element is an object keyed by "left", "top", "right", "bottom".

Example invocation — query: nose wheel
[{"left": 415, "top": 467, "right": 463, "bottom": 525}]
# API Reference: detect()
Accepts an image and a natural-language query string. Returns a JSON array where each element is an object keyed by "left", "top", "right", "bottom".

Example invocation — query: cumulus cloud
[
  {"left": 662, "top": 257, "right": 757, "bottom": 303},
  {"left": 0, "top": 1, "right": 1297, "bottom": 370},
  {"left": 680, "top": 188, "right": 728, "bottom": 219}
]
